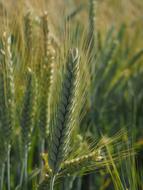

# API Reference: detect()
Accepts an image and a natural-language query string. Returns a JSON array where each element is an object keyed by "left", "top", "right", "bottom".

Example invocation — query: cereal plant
[{"left": 0, "top": 0, "right": 143, "bottom": 190}]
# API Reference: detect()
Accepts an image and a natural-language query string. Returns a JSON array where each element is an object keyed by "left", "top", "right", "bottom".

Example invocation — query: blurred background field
[{"left": 0, "top": 0, "right": 143, "bottom": 190}]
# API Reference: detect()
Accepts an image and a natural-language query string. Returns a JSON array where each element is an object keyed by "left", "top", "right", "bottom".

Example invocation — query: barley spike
[{"left": 48, "top": 48, "right": 79, "bottom": 176}]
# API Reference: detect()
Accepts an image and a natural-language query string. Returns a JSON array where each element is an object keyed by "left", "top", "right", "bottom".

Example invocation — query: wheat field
[{"left": 0, "top": 0, "right": 143, "bottom": 190}]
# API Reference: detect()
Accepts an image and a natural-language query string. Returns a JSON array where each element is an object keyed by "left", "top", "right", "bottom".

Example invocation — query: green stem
[
  {"left": 50, "top": 175, "right": 56, "bottom": 190},
  {"left": 18, "top": 146, "right": 28, "bottom": 189},
  {"left": 24, "top": 146, "right": 28, "bottom": 190},
  {"left": 40, "top": 139, "right": 45, "bottom": 155},
  {"left": 19, "top": 160, "right": 24, "bottom": 187},
  {"left": 0, "top": 163, "right": 5, "bottom": 190},
  {"left": 40, "top": 138, "right": 45, "bottom": 167},
  {"left": 17, "top": 146, "right": 28, "bottom": 190},
  {"left": 39, "top": 138, "right": 45, "bottom": 182},
  {"left": 7, "top": 145, "right": 11, "bottom": 190}
]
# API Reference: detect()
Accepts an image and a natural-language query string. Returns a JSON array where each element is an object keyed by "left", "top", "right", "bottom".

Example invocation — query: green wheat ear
[
  {"left": 0, "top": 33, "right": 15, "bottom": 190},
  {"left": 0, "top": 64, "right": 8, "bottom": 165},
  {"left": 41, "top": 11, "right": 50, "bottom": 61},
  {"left": 20, "top": 68, "right": 36, "bottom": 149},
  {"left": 48, "top": 48, "right": 79, "bottom": 188},
  {"left": 0, "top": 33, "right": 15, "bottom": 144},
  {"left": 24, "top": 11, "right": 33, "bottom": 65},
  {"left": 37, "top": 11, "right": 56, "bottom": 141},
  {"left": 88, "top": 0, "right": 97, "bottom": 50}
]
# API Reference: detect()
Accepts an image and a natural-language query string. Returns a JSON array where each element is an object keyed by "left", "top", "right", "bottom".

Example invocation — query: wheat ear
[
  {"left": 0, "top": 33, "right": 15, "bottom": 144},
  {"left": 88, "top": 0, "right": 97, "bottom": 50},
  {"left": 41, "top": 150, "right": 103, "bottom": 179},
  {"left": 0, "top": 64, "right": 8, "bottom": 169},
  {"left": 38, "top": 12, "right": 55, "bottom": 141},
  {"left": 20, "top": 68, "right": 36, "bottom": 188},
  {"left": 0, "top": 33, "right": 15, "bottom": 190},
  {"left": 40, "top": 135, "right": 133, "bottom": 188},
  {"left": 48, "top": 48, "right": 79, "bottom": 189},
  {"left": 24, "top": 11, "right": 33, "bottom": 65},
  {"left": 42, "top": 11, "right": 50, "bottom": 61},
  {"left": 4, "top": 33, "right": 15, "bottom": 190},
  {"left": 20, "top": 69, "right": 36, "bottom": 147}
]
